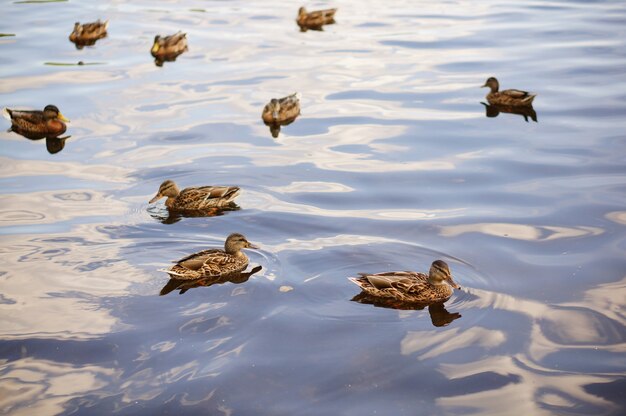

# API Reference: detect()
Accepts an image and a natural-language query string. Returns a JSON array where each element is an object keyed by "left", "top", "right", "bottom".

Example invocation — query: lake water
[{"left": 1, "top": 0, "right": 625, "bottom": 415}]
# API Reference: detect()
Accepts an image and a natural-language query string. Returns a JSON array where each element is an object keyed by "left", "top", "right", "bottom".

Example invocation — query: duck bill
[
  {"left": 246, "top": 242, "right": 260, "bottom": 249},
  {"left": 447, "top": 276, "right": 461, "bottom": 289},
  {"left": 272, "top": 110, "right": 278, "bottom": 120},
  {"left": 57, "top": 112, "right": 70, "bottom": 122},
  {"left": 149, "top": 193, "right": 162, "bottom": 204},
  {"left": 151, "top": 43, "right": 160, "bottom": 54},
  {"left": 480, "top": 83, "right": 487, "bottom": 88}
]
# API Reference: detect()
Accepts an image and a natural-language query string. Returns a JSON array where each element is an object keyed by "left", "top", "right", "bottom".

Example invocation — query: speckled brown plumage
[
  {"left": 163, "top": 233, "right": 259, "bottom": 280},
  {"left": 349, "top": 260, "right": 460, "bottom": 304},
  {"left": 149, "top": 179, "right": 240, "bottom": 211},
  {"left": 3, "top": 105, "right": 69, "bottom": 139},
  {"left": 151, "top": 31, "right": 188, "bottom": 64},
  {"left": 297, "top": 7, "right": 337, "bottom": 30},
  {"left": 262, "top": 93, "right": 301, "bottom": 125},
  {"left": 69, "top": 20, "right": 108, "bottom": 47},
  {"left": 482, "top": 77, "right": 536, "bottom": 106}
]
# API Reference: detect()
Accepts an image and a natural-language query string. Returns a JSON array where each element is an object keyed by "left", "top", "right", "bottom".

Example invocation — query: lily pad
[
  {"left": 0, "top": 34, "right": 16, "bottom": 37},
  {"left": 44, "top": 61, "right": 106, "bottom": 66}
]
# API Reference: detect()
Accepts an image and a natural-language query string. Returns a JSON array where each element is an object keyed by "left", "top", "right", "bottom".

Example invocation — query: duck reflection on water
[
  {"left": 481, "top": 102, "right": 538, "bottom": 122},
  {"left": 351, "top": 294, "right": 461, "bottom": 327},
  {"left": 160, "top": 265, "right": 262, "bottom": 296},
  {"left": 149, "top": 205, "right": 240, "bottom": 224}
]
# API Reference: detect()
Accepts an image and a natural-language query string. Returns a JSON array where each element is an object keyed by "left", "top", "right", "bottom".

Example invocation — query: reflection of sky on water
[{"left": 1, "top": 0, "right": 625, "bottom": 414}]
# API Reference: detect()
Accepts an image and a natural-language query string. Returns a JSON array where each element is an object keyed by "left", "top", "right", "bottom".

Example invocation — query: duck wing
[
  {"left": 358, "top": 271, "right": 426, "bottom": 290},
  {"left": 4, "top": 109, "right": 44, "bottom": 125},
  {"left": 177, "top": 186, "right": 240, "bottom": 208},
  {"left": 501, "top": 89, "right": 534, "bottom": 99},
  {"left": 174, "top": 249, "right": 222, "bottom": 270}
]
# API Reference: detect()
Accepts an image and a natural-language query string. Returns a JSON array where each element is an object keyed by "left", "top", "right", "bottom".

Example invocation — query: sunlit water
[{"left": 1, "top": 0, "right": 625, "bottom": 415}]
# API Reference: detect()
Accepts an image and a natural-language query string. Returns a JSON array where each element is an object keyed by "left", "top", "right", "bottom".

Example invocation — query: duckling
[
  {"left": 163, "top": 233, "right": 259, "bottom": 280},
  {"left": 149, "top": 180, "right": 240, "bottom": 211},
  {"left": 69, "top": 20, "right": 108, "bottom": 48},
  {"left": 151, "top": 32, "right": 188, "bottom": 66},
  {"left": 349, "top": 260, "right": 460, "bottom": 304},
  {"left": 3, "top": 105, "right": 69, "bottom": 140},
  {"left": 297, "top": 6, "right": 337, "bottom": 31},
  {"left": 482, "top": 77, "right": 536, "bottom": 106},
  {"left": 262, "top": 92, "right": 301, "bottom": 125}
]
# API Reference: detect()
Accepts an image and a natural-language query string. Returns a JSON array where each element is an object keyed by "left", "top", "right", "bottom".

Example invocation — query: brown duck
[
  {"left": 69, "top": 20, "right": 108, "bottom": 48},
  {"left": 149, "top": 179, "right": 240, "bottom": 211},
  {"left": 262, "top": 92, "right": 301, "bottom": 125},
  {"left": 297, "top": 7, "right": 337, "bottom": 31},
  {"left": 162, "top": 233, "right": 259, "bottom": 280},
  {"left": 349, "top": 260, "right": 461, "bottom": 304},
  {"left": 151, "top": 32, "right": 188, "bottom": 66},
  {"left": 482, "top": 77, "right": 536, "bottom": 106},
  {"left": 3, "top": 105, "right": 69, "bottom": 140}
]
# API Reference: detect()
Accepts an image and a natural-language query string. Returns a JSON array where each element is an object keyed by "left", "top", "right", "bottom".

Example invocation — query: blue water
[{"left": 1, "top": 0, "right": 625, "bottom": 415}]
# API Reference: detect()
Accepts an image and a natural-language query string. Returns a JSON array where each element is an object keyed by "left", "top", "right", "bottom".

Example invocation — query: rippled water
[{"left": 1, "top": 0, "right": 625, "bottom": 415}]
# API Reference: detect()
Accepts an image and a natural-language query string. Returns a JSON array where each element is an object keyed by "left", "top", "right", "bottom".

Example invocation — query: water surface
[{"left": 1, "top": 0, "right": 625, "bottom": 415}]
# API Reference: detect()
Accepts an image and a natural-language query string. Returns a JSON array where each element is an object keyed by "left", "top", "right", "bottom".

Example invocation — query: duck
[
  {"left": 481, "top": 77, "right": 536, "bottom": 106},
  {"left": 3, "top": 105, "right": 69, "bottom": 139},
  {"left": 297, "top": 7, "right": 337, "bottom": 31},
  {"left": 69, "top": 20, "right": 108, "bottom": 48},
  {"left": 262, "top": 92, "right": 301, "bottom": 125},
  {"left": 349, "top": 260, "right": 460, "bottom": 304},
  {"left": 162, "top": 233, "right": 259, "bottom": 280},
  {"left": 149, "top": 179, "right": 240, "bottom": 211},
  {"left": 151, "top": 32, "right": 188, "bottom": 66}
]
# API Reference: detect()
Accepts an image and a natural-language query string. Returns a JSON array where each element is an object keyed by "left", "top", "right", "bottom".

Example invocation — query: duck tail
[
  {"left": 103, "top": 19, "right": 109, "bottom": 30},
  {"left": 2, "top": 107, "right": 12, "bottom": 120},
  {"left": 158, "top": 267, "right": 180, "bottom": 276},
  {"left": 348, "top": 277, "right": 365, "bottom": 288},
  {"left": 523, "top": 93, "right": 537, "bottom": 104}
]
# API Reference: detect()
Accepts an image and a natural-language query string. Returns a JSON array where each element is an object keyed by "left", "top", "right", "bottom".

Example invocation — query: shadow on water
[
  {"left": 160, "top": 265, "right": 263, "bottom": 295},
  {"left": 481, "top": 102, "right": 538, "bottom": 122},
  {"left": 351, "top": 293, "right": 462, "bottom": 327}
]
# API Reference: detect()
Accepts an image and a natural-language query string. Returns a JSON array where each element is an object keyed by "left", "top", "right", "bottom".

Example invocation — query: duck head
[
  {"left": 151, "top": 35, "right": 162, "bottom": 54},
  {"left": 149, "top": 180, "right": 180, "bottom": 203},
  {"left": 225, "top": 233, "right": 259, "bottom": 254},
  {"left": 428, "top": 260, "right": 460, "bottom": 289},
  {"left": 481, "top": 77, "right": 500, "bottom": 93},
  {"left": 43, "top": 105, "right": 69, "bottom": 122}
]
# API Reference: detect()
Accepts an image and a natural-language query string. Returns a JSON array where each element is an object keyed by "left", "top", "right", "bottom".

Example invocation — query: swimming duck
[
  {"left": 69, "top": 20, "right": 108, "bottom": 48},
  {"left": 482, "top": 77, "right": 536, "bottom": 106},
  {"left": 149, "top": 180, "right": 240, "bottom": 211},
  {"left": 3, "top": 105, "right": 69, "bottom": 139},
  {"left": 297, "top": 7, "right": 337, "bottom": 31},
  {"left": 262, "top": 92, "right": 301, "bottom": 125},
  {"left": 163, "top": 233, "right": 259, "bottom": 280},
  {"left": 151, "top": 32, "right": 188, "bottom": 66},
  {"left": 349, "top": 260, "right": 460, "bottom": 303}
]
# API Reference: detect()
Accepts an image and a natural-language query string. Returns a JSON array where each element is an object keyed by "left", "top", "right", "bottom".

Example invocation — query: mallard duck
[
  {"left": 481, "top": 102, "right": 537, "bottom": 122},
  {"left": 149, "top": 179, "right": 240, "bottom": 211},
  {"left": 69, "top": 20, "right": 108, "bottom": 48},
  {"left": 3, "top": 105, "right": 69, "bottom": 139},
  {"left": 297, "top": 7, "right": 337, "bottom": 31},
  {"left": 151, "top": 32, "right": 188, "bottom": 66},
  {"left": 349, "top": 260, "right": 460, "bottom": 304},
  {"left": 481, "top": 77, "right": 536, "bottom": 106},
  {"left": 162, "top": 233, "right": 259, "bottom": 280},
  {"left": 262, "top": 93, "right": 301, "bottom": 125}
]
